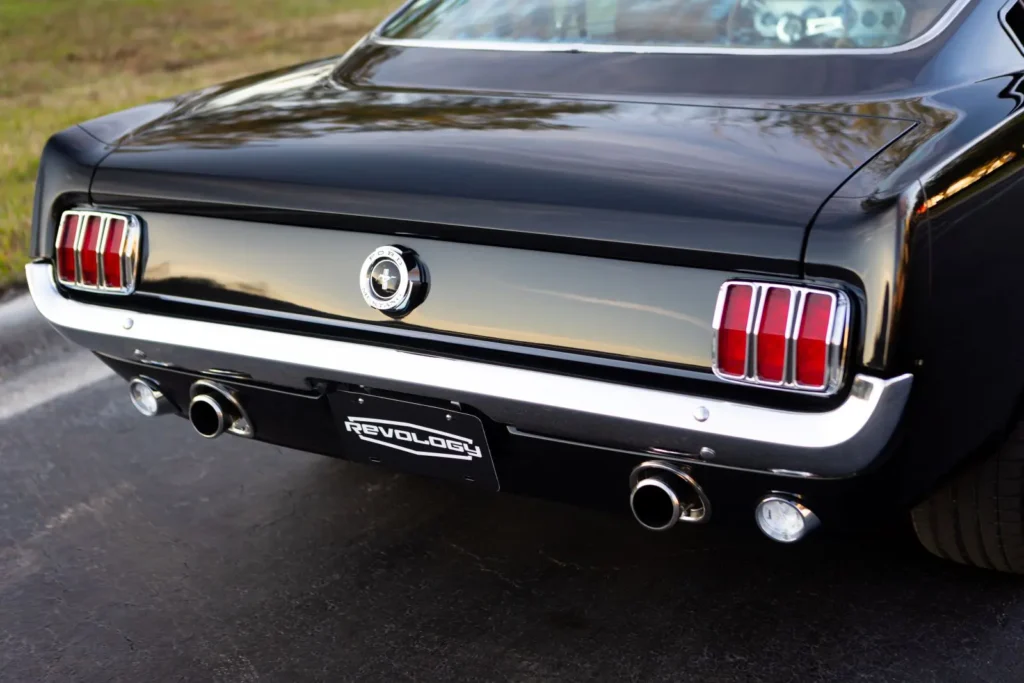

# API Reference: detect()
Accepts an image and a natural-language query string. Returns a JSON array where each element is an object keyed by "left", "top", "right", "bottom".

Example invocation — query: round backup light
[
  {"left": 129, "top": 378, "right": 165, "bottom": 417},
  {"left": 754, "top": 495, "right": 820, "bottom": 543}
]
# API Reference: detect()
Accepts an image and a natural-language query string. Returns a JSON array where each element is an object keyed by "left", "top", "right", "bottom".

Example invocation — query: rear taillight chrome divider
[
  {"left": 826, "top": 293, "right": 850, "bottom": 391},
  {"left": 55, "top": 210, "right": 141, "bottom": 295},
  {"left": 712, "top": 281, "right": 850, "bottom": 395}
]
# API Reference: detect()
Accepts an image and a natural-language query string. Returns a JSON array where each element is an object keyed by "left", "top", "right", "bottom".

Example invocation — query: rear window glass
[{"left": 380, "top": 0, "right": 963, "bottom": 49}]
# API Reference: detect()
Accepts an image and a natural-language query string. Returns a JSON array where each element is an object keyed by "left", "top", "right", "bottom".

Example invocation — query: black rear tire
[{"left": 911, "top": 423, "right": 1024, "bottom": 573}]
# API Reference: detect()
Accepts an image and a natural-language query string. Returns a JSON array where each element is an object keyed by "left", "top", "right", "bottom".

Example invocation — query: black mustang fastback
[{"left": 27, "top": 0, "right": 1024, "bottom": 572}]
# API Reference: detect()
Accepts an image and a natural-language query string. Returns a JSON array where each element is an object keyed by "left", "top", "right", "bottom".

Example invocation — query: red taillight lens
[
  {"left": 796, "top": 293, "right": 833, "bottom": 388},
  {"left": 756, "top": 287, "right": 791, "bottom": 383},
  {"left": 79, "top": 215, "right": 103, "bottom": 286},
  {"left": 56, "top": 214, "right": 80, "bottom": 283},
  {"left": 714, "top": 281, "right": 846, "bottom": 394},
  {"left": 54, "top": 210, "right": 140, "bottom": 294},
  {"left": 717, "top": 284, "right": 753, "bottom": 377},
  {"left": 102, "top": 218, "right": 126, "bottom": 289}
]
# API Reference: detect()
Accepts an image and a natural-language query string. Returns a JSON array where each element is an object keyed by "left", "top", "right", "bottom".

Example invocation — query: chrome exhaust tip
[
  {"left": 630, "top": 478, "right": 683, "bottom": 531},
  {"left": 188, "top": 380, "right": 254, "bottom": 439},
  {"left": 189, "top": 394, "right": 226, "bottom": 439},
  {"left": 128, "top": 377, "right": 174, "bottom": 417},
  {"left": 754, "top": 494, "right": 820, "bottom": 543},
  {"left": 629, "top": 460, "right": 711, "bottom": 531}
]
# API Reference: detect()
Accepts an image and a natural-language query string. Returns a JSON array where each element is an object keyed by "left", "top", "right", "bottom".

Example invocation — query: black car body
[{"left": 27, "top": 0, "right": 1024, "bottom": 570}]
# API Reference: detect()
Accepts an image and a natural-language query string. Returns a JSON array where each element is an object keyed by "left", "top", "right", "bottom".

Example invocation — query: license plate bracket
[{"left": 328, "top": 391, "right": 499, "bottom": 491}]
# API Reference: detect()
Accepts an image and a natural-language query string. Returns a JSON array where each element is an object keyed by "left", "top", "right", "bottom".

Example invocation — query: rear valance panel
[{"left": 134, "top": 213, "right": 728, "bottom": 370}]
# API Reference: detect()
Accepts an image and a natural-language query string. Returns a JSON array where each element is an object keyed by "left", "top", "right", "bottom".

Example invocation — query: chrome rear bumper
[{"left": 27, "top": 262, "right": 912, "bottom": 478}]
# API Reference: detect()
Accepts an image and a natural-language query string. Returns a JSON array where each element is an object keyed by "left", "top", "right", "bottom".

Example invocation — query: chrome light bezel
[
  {"left": 711, "top": 281, "right": 850, "bottom": 396},
  {"left": 55, "top": 210, "right": 142, "bottom": 295}
]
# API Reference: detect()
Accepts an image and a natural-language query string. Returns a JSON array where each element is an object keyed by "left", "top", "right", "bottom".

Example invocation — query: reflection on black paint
[
  {"left": 127, "top": 89, "right": 614, "bottom": 149},
  {"left": 125, "top": 75, "right": 918, "bottom": 175},
  {"left": 94, "top": 57, "right": 923, "bottom": 273}
]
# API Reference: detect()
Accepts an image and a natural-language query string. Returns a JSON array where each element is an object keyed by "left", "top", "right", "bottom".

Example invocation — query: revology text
[{"left": 344, "top": 417, "right": 482, "bottom": 459}]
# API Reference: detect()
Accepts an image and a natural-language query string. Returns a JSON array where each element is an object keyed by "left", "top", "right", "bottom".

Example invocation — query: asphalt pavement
[{"left": 2, "top": 294, "right": 1024, "bottom": 682}]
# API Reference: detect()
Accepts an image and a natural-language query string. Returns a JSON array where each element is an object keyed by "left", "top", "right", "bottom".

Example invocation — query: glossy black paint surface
[
  {"left": 30, "top": 126, "right": 111, "bottom": 260},
  {"left": 92, "top": 64, "right": 910, "bottom": 273},
  {"left": 804, "top": 76, "right": 1024, "bottom": 371},
  {"left": 885, "top": 78, "right": 1024, "bottom": 498},
  {"left": 802, "top": 71, "right": 1024, "bottom": 494},
  {"left": 137, "top": 212, "right": 732, "bottom": 370}
]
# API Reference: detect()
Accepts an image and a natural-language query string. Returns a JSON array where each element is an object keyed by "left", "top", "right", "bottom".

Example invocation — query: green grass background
[{"left": 0, "top": 0, "right": 391, "bottom": 290}]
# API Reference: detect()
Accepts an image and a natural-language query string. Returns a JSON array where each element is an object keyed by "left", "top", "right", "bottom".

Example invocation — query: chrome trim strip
[
  {"left": 28, "top": 262, "right": 912, "bottom": 478},
  {"left": 790, "top": 290, "right": 808, "bottom": 385},
  {"left": 117, "top": 218, "right": 131, "bottom": 292},
  {"left": 371, "top": 0, "right": 976, "bottom": 57},
  {"left": 782, "top": 288, "right": 800, "bottom": 385},
  {"left": 826, "top": 294, "right": 851, "bottom": 392},
  {"left": 1000, "top": 0, "right": 1024, "bottom": 56},
  {"left": 744, "top": 284, "right": 760, "bottom": 378},
  {"left": 97, "top": 216, "right": 111, "bottom": 289},
  {"left": 709, "top": 282, "right": 728, "bottom": 375},
  {"left": 122, "top": 215, "right": 142, "bottom": 294},
  {"left": 751, "top": 285, "right": 766, "bottom": 381},
  {"left": 72, "top": 213, "right": 87, "bottom": 286}
]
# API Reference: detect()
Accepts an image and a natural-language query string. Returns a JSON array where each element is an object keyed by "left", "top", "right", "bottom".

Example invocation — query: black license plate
[{"left": 328, "top": 391, "right": 499, "bottom": 491}]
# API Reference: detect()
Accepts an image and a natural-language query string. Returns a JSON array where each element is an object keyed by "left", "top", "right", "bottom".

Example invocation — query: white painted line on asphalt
[
  {"left": 42, "top": 481, "right": 135, "bottom": 532},
  {"left": 0, "top": 351, "right": 115, "bottom": 422},
  {"left": 0, "top": 292, "right": 37, "bottom": 333}
]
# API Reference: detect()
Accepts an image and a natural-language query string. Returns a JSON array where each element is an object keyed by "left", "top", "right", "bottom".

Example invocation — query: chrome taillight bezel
[
  {"left": 55, "top": 210, "right": 142, "bottom": 295},
  {"left": 711, "top": 281, "right": 850, "bottom": 395}
]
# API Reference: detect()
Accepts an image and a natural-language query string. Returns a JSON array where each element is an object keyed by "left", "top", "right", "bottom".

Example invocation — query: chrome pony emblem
[{"left": 359, "top": 245, "right": 428, "bottom": 317}]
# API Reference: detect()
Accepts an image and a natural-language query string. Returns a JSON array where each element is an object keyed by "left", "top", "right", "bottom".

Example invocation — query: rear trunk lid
[{"left": 92, "top": 72, "right": 913, "bottom": 274}]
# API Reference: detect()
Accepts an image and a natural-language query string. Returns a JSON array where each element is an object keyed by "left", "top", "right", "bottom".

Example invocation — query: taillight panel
[
  {"left": 712, "top": 281, "right": 849, "bottom": 395},
  {"left": 54, "top": 210, "right": 142, "bottom": 295}
]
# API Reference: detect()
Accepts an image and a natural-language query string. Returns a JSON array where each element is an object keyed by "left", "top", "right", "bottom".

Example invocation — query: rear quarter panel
[{"left": 805, "top": 74, "right": 1024, "bottom": 500}]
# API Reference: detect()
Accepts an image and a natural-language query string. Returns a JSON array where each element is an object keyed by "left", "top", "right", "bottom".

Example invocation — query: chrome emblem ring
[{"left": 359, "top": 245, "right": 427, "bottom": 317}]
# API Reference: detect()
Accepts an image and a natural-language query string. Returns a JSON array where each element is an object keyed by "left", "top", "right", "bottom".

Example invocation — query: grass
[{"left": 0, "top": 0, "right": 393, "bottom": 291}]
